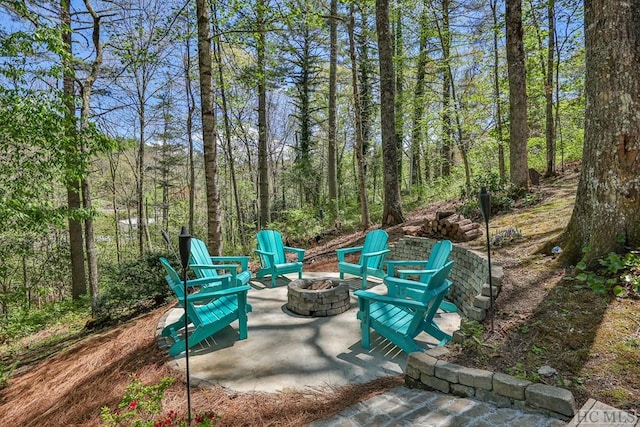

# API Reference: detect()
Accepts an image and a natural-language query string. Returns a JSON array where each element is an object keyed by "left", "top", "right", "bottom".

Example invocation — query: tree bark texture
[
  {"left": 196, "top": 0, "right": 222, "bottom": 254},
  {"left": 394, "top": 5, "right": 404, "bottom": 186},
  {"left": 327, "top": 0, "right": 338, "bottom": 217},
  {"left": 61, "top": 0, "right": 86, "bottom": 299},
  {"left": 257, "top": 0, "right": 270, "bottom": 229},
  {"left": 506, "top": 0, "right": 529, "bottom": 192},
  {"left": 348, "top": 4, "right": 370, "bottom": 230},
  {"left": 562, "top": 0, "right": 640, "bottom": 264},
  {"left": 491, "top": 0, "right": 506, "bottom": 179},
  {"left": 545, "top": 0, "right": 556, "bottom": 177},
  {"left": 440, "top": 0, "right": 452, "bottom": 178},
  {"left": 376, "top": 0, "right": 404, "bottom": 226},
  {"left": 80, "top": 0, "right": 102, "bottom": 312}
]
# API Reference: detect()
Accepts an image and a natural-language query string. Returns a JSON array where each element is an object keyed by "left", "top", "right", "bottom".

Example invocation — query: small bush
[
  {"left": 457, "top": 172, "right": 515, "bottom": 220},
  {"left": 96, "top": 251, "right": 173, "bottom": 323}
]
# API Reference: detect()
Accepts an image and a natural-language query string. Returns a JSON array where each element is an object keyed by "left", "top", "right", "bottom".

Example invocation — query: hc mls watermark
[{"left": 574, "top": 409, "right": 638, "bottom": 425}]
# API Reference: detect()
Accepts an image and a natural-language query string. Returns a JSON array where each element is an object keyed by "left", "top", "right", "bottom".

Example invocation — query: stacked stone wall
[{"left": 406, "top": 352, "right": 577, "bottom": 421}]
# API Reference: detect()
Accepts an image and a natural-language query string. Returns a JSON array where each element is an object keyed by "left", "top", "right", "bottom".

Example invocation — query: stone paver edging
[{"left": 406, "top": 351, "right": 577, "bottom": 421}]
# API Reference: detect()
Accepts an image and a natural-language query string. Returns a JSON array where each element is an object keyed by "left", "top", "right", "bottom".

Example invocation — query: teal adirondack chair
[
  {"left": 355, "top": 260, "right": 455, "bottom": 354},
  {"left": 385, "top": 239, "right": 457, "bottom": 313},
  {"left": 254, "top": 230, "right": 305, "bottom": 287},
  {"left": 159, "top": 257, "right": 252, "bottom": 357},
  {"left": 337, "top": 229, "right": 390, "bottom": 289},
  {"left": 190, "top": 238, "right": 252, "bottom": 287}
]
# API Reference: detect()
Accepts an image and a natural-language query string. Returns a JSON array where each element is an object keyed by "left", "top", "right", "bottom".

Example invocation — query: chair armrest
[
  {"left": 336, "top": 246, "right": 364, "bottom": 262},
  {"left": 354, "top": 290, "right": 426, "bottom": 310},
  {"left": 398, "top": 268, "right": 437, "bottom": 280},
  {"left": 181, "top": 284, "right": 251, "bottom": 303},
  {"left": 361, "top": 249, "right": 390, "bottom": 259},
  {"left": 191, "top": 263, "right": 238, "bottom": 282},
  {"left": 283, "top": 246, "right": 305, "bottom": 261},
  {"left": 184, "top": 275, "right": 230, "bottom": 289},
  {"left": 210, "top": 256, "right": 250, "bottom": 271},
  {"left": 385, "top": 260, "right": 429, "bottom": 276},
  {"left": 254, "top": 249, "right": 275, "bottom": 267}
]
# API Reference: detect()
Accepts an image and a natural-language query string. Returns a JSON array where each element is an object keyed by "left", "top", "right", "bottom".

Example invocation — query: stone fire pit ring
[{"left": 287, "top": 278, "right": 351, "bottom": 317}]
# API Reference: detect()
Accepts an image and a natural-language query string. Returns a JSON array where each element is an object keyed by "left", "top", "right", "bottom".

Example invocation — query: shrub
[
  {"left": 457, "top": 172, "right": 515, "bottom": 220},
  {"left": 96, "top": 251, "right": 173, "bottom": 323}
]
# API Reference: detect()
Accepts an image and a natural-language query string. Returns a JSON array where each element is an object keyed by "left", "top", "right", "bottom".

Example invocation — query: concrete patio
[{"left": 157, "top": 272, "right": 461, "bottom": 393}]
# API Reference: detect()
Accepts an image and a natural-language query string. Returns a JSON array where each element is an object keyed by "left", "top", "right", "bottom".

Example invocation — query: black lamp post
[
  {"left": 178, "top": 226, "right": 192, "bottom": 424},
  {"left": 479, "top": 187, "right": 494, "bottom": 332}
]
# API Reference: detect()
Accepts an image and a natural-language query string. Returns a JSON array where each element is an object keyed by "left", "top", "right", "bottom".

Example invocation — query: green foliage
[
  {"left": 0, "top": 297, "right": 90, "bottom": 345},
  {"left": 0, "top": 360, "right": 17, "bottom": 390},
  {"left": 101, "top": 376, "right": 218, "bottom": 426},
  {"left": 457, "top": 172, "right": 515, "bottom": 220},
  {"left": 96, "top": 252, "right": 173, "bottom": 323},
  {"left": 566, "top": 247, "right": 640, "bottom": 297},
  {"left": 506, "top": 362, "right": 541, "bottom": 383}
]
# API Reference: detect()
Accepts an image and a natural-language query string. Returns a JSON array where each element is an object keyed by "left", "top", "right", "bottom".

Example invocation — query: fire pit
[{"left": 287, "top": 278, "right": 351, "bottom": 317}]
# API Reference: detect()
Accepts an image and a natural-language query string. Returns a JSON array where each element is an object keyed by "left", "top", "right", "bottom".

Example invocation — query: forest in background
[{"left": 0, "top": 0, "right": 586, "bottom": 333}]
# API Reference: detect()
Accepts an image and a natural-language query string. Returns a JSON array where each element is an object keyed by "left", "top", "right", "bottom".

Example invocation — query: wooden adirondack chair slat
[
  {"left": 385, "top": 240, "right": 457, "bottom": 314},
  {"left": 159, "top": 257, "right": 252, "bottom": 356},
  {"left": 190, "top": 238, "right": 252, "bottom": 288},
  {"left": 337, "top": 229, "right": 390, "bottom": 289},
  {"left": 355, "top": 261, "right": 455, "bottom": 354},
  {"left": 254, "top": 230, "right": 304, "bottom": 287}
]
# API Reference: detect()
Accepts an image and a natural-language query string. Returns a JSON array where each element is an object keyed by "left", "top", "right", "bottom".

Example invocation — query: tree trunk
[
  {"left": 440, "top": 0, "right": 452, "bottom": 178},
  {"left": 544, "top": 0, "right": 556, "bottom": 177},
  {"left": 137, "top": 103, "right": 147, "bottom": 256},
  {"left": 80, "top": 0, "right": 102, "bottom": 313},
  {"left": 257, "top": 0, "right": 270, "bottom": 229},
  {"left": 506, "top": 0, "right": 529, "bottom": 193},
  {"left": 327, "top": 0, "right": 338, "bottom": 219},
  {"left": 376, "top": 0, "right": 404, "bottom": 226},
  {"left": 491, "top": 0, "right": 506, "bottom": 179},
  {"left": 61, "top": 0, "right": 86, "bottom": 299},
  {"left": 196, "top": 0, "right": 222, "bottom": 254},
  {"left": 410, "top": 1, "right": 428, "bottom": 190},
  {"left": 393, "top": 3, "right": 404, "bottom": 187},
  {"left": 561, "top": 0, "right": 640, "bottom": 264},
  {"left": 348, "top": 4, "right": 370, "bottom": 230},
  {"left": 358, "top": 8, "right": 373, "bottom": 175},
  {"left": 213, "top": 4, "right": 245, "bottom": 248},
  {"left": 184, "top": 35, "right": 196, "bottom": 234}
]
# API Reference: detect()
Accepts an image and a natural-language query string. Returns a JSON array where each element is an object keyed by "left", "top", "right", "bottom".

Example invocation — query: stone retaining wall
[
  {"left": 388, "top": 236, "right": 503, "bottom": 321},
  {"left": 406, "top": 351, "right": 577, "bottom": 420}
]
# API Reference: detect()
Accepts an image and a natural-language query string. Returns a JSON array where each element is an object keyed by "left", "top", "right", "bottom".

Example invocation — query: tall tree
[
  {"left": 439, "top": 0, "right": 453, "bottom": 177},
  {"left": 544, "top": 0, "right": 556, "bottom": 177},
  {"left": 376, "top": 0, "right": 404, "bottom": 226},
  {"left": 393, "top": 1, "right": 404, "bottom": 186},
  {"left": 348, "top": 3, "right": 370, "bottom": 229},
  {"left": 257, "top": 0, "right": 270, "bottom": 228},
  {"left": 212, "top": 3, "right": 246, "bottom": 247},
  {"left": 60, "top": 0, "right": 86, "bottom": 299},
  {"left": 506, "top": 0, "right": 529, "bottom": 192},
  {"left": 327, "top": 0, "right": 338, "bottom": 218},
  {"left": 409, "top": 1, "right": 429, "bottom": 189},
  {"left": 78, "top": 0, "right": 103, "bottom": 311},
  {"left": 196, "top": 0, "right": 222, "bottom": 254},
  {"left": 560, "top": 0, "right": 640, "bottom": 264},
  {"left": 491, "top": 0, "right": 506, "bottom": 179}
]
